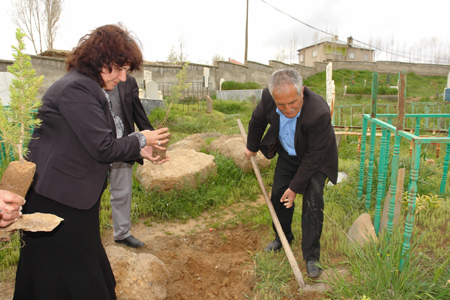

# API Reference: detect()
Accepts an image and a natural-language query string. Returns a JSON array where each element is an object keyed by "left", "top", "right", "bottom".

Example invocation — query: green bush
[
  {"left": 222, "top": 81, "right": 261, "bottom": 90},
  {"left": 346, "top": 86, "right": 398, "bottom": 95},
  {"left": 213, "top": 99, "right": 250, "bottom": 114}
]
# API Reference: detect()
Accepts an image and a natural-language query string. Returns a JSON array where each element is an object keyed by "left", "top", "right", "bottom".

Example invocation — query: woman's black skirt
[{"left": 13, "top": 189, "right": 116, "bottom": 300}]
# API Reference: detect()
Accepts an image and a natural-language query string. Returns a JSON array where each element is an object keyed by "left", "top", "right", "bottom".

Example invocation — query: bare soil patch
[{"left": 1, "top": 196, "right": 329, "bottom": 300}]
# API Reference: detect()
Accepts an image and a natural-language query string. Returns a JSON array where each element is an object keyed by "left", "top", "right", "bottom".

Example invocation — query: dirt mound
[{"left": 151, "top": 224, "right": 259, "bottom": 299}]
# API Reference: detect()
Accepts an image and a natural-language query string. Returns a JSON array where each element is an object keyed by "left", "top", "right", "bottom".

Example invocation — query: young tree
[
  {"left": 9, "top": 0, "right": 64, "bottom": 54},
  {"left": 0, "top": 29, "right": 43, "bottom": 163}
]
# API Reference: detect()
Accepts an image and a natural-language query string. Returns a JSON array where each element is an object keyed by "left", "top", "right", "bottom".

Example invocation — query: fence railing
[
  {"left": 333, "top": 102, "right": 450, "bottom": 134},
  {"left": 154, "top": 81, "right": 213, "bottom": 100}
]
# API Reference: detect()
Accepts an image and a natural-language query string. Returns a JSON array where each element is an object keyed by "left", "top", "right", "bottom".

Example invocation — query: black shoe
[
  {"left": 115, "top": 235, "right": 145, "bottom": 248},
  {"left": 306, "top": 260, "right": 322, "bottom": 278},
  {"left": 264, "top": 239, "right": 283, "bottom": 253}
]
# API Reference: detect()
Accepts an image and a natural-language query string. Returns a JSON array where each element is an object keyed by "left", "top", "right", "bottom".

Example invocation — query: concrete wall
[
  {"left": 0, "top": 55, "right": 449, "bottom": 100},
  {"left": 330, "top": 60, "right": 450, "bottom": 76},
  {"left": 216, "top": 89, "right": 262, "bottom": 101}
]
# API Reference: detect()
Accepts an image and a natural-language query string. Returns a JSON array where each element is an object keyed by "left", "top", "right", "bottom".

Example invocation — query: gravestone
[
  {"left": 347, "top": 213, "right": 377, "bottom": 247},
  {"left": 447, "top": 70, "right": 450, "bottom": 88},
  {"left": 379, "top": 168, "right": 405, "bottom": 234},
  {"left": 141, "top": 70, "right": 164, "bottom": 115},
  {"left": 144, "top": 70, "right": 159, "bottom": 99},
  {"left": 326, "top": 62, "right": 334, "bottom": 108},
  {"left": 0, "top": 72, "right": 15, "bottom": 105},
  {"left": 205, "top": 95, "right": 213, "bottom": 113},
  {"left": 445, "top": 71, "right": 450, "bottom": 101}
]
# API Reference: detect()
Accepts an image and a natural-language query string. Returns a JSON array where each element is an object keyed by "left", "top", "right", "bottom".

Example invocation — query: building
[{"left": 297, "top": 36, "right": 375, "bottom": 67}]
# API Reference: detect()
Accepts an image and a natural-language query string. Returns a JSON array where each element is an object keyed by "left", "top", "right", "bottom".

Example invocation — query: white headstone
[
  {"left": 203, "top": 67, "right": 210, "bottom": 88},
  {"left": 447, "top": 70, "right": 450, "bottom": 89},
  {"left": 144, "top": 70, "right": 152, "bottom": 82},
  {"left": 145, "top": 81, "right": 159, "bottom": 99},
  {"left": 143, "top": 70, "right": 159, "bottom": 99},
  {"left": 0, "top": 72, "right": 15, "bottom": 106},
  {"left": 326, "top": 63, "right": 333, "bottom": 108}
]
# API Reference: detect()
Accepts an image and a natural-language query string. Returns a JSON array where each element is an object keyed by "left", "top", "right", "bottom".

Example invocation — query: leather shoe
[
  {"left": 306, "top": 260, "right": 322, "bottom": 278},
  {"left": 264, "top": 239, "right": 283, "bottom": 253},
  {"left": 115, "top": 235, "right": 145, "bottom": 248}
]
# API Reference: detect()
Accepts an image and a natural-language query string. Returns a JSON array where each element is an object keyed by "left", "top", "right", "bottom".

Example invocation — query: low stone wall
[
  {"left": 141, "top": 98, "right": 165, "bottom": 115},
  {"left": 216, "top": 89, "right": 262, "bottom": 101}
]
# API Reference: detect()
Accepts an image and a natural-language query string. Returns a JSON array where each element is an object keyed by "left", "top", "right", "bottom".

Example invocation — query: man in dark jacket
[
  {"left": 244, "top": 69, "right": 338, "bottom": 278},
  {"left": 109, "top": 74, "right": 154, "bottom": 248}
]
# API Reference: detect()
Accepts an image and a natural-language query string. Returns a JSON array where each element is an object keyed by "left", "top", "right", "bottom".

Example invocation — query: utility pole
[{"left": 245, "top": 0, "right": 249, "bottom": 64}]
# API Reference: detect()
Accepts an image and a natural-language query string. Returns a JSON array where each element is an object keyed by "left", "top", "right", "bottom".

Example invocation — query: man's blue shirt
[{"left": 276, "top": 108, "right": 301, "bottom": 156}]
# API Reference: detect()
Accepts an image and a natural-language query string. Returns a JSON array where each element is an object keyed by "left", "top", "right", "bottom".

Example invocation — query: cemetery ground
[{"left": 1, "top": 70, "right": 450, "bottom": 299}]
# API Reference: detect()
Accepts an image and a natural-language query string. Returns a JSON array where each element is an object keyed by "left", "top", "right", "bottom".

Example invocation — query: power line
[{"left": 260, "top": 0, "right": 334, "bottom": 38}]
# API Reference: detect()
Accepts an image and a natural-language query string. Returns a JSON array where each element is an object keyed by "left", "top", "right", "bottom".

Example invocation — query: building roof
[
  {"left": 298, "top": 36, "right": 374, "bottom": 52},
  {"left": 228, "top": 59, "right": 244, "bottom": 65}
]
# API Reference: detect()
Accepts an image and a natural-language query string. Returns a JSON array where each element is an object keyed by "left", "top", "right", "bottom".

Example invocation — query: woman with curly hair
[{"left": 13, "top": 24, "right": 169, "bottom": 300}]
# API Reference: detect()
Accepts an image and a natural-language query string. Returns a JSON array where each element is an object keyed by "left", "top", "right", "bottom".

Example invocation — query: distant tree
[
  {"left": 9, "top": 0, "right": 64, "bottom": 54},
  {"left": 274, "top": 47, "right": 288, "bottom": 62},
  {"left": 166, "top": 45, "right": 178, "bottom": 63},
  {"left": 177, "top": 33, "right": 188, "bottom": 62},
  {"left": 211, "top": 53, "right": 224, "bottom": 63},
  {"left": 165, "top": 32, "right": 189, "bottom": 64},
  {"left": 288, "top": 34, "right": 298, "bottom": 63},
  {"left": 274, "top": 34, "right": 298, "bottom": 63},
  {"left": 43, "top": 0, "right": 63, "bottom": 50}
]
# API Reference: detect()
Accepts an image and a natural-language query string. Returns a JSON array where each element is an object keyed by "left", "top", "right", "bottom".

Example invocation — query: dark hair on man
[
  {"left": 66, "top": 23, "right": 143, "bottom": 87},
  {"left": 268, "top": 68, "right": 303, "bottom": 97}
]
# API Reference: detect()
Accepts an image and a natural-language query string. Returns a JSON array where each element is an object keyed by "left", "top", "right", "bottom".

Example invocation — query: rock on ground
[
  {"left": 135, "top": 148, "right": 216, "bottom": 191},
  {"left": 106, "top": 245, "right": 170, "bottom": 300},
  {"left": 167, "top": 133, "right": 206, "bottom": 152},
  {"left": 207, "top": 134, "right": 270, "bottom": 172},
  {"left": 347, "top": 213, "right": 378, "bottom": 247}
]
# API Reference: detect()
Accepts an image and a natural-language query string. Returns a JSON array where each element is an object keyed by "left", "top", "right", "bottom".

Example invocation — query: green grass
[{"left": 325, "top": 228, "right": 450, "bottom": 299}]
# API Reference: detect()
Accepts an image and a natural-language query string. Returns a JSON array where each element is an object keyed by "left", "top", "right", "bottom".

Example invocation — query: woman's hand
[
  {"left": 0, "top": 190, "right": 25, "bottom": 228},
  {"left": 141, "top": 128, "right": 170, "bottom": 150},
  {"left": 140, "top": 145, "right": 170, "bottom": 164}
]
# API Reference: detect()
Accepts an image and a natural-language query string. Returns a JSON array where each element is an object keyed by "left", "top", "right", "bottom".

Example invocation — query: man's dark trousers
[{"left": 271, "top": 145, "right": 327, "bottom": 262}]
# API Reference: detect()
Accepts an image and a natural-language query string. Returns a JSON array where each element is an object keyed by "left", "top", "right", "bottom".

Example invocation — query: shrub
[
  {"left": 346, "top": 86, "right": 398, "bottom": 95},
  {"left": 222, "top": 81, "right": 261, "bottom": 90}
]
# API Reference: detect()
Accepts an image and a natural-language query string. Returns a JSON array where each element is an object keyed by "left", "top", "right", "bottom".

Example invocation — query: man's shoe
[
  {"left": 264, "top": 239, "right": 283, "bottom": 253},
  {"left": 115, "top": 235, "right": 145, "bottom": 248},
  {"left": 306, "top": 260, "right": 322, "bottom": 278}
]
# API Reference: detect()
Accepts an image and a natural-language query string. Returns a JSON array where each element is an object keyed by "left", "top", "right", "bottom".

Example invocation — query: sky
[{"left": 0, "top": 0, "right": 449, "bottom": 65}]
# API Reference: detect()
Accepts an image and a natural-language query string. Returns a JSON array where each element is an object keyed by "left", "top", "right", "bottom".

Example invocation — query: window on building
[
  {"left": 349, "top": 52, "right": 355, "bottom": 59},
  {"left": 312, "top": 50, "right": 317, "bottom": 58},
  {"left": 300, "top": 54, "right": 304, "bottom": 62},
  {"left": 363, "top": 54, "right": 368, "bottom": 61}
]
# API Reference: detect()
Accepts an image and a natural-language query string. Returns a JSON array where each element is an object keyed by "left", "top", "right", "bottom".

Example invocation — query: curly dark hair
[{"left": 66, "top": 23, "right": 143, "bottom": 87}]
